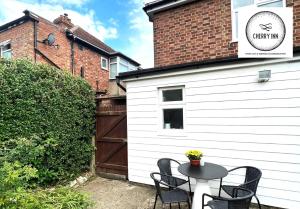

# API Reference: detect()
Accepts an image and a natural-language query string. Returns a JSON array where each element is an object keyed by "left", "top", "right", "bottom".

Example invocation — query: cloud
[
  {"left": 45, "top": 0, "right": 89, "bottom": 7},
  {"left": 123, "top": 0, "right": 154, "bottom": 68},
  {"left": 0, "top": 0, "right": 117, "bottom": 41}
]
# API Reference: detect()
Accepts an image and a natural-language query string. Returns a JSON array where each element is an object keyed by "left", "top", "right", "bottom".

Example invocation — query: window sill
[{"left": 157, "top": 129, "right": 187, "bottom": 137}]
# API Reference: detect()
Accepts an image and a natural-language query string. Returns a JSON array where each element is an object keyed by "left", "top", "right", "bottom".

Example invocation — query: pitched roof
[
  {"left": 0, "top": 10, "right": 38, "bottom": 33},
  {"left": 70, "top": 26, "right": 116, "bottom": 54},
  {"left": 0, "top": 10, "right": 140, "bottom": 66}
]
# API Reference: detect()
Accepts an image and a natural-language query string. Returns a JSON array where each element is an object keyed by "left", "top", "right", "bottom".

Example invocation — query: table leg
[{"left": 192, "top": 179, "right": 211, "bottom": 209}]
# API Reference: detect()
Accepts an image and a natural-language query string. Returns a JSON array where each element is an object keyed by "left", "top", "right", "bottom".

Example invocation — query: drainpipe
[
  {"left": 33, "top": 21, "right": 37, "bottom": 62},
  {"left": 70, "top": 39, "right": 74, "bottom": 75},
  {"left": 116, "top": 77, "right": 126, "bottom": 92}
]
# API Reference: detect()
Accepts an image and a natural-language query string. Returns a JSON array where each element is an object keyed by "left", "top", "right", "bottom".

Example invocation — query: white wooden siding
[{"left": 125, "top": 59, "right": 300, "bottom": 209}]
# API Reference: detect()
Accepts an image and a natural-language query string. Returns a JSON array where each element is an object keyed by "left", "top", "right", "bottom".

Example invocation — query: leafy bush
[
  {"left": 1, "top": 187, "right": 93, "bottom": 209},
  {"left": 0, "top": 59, "right": 95, "bottom": 185},
  {"left": 0, "top": 162, "right": 38, "bottom": 193},
  {"left": 0, "top": 162, "right": 93, "bottom": 209}
]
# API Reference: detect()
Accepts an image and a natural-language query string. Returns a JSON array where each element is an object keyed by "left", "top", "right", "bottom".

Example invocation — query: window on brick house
[
  {"left": 0, "top": 41, "right": 12, "bottom": 59},
  {"left": 101, "top": 57, "right": 108, "bottom": 70},
  {"left": 231, "top": 0, "right": 286, "bottom": 42},
  {"left": 109, "top": 57, "right": 137, "bottom": 79},
  {"left": 80, "top": 67, "right": 85, "bottom": 78}
]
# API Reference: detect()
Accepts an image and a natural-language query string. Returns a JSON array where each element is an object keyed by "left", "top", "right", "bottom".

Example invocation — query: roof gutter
[
  {"left": 0, "top": 10, "right": 39, "bottom": 33},
  {"left": 66, "top": 30, "right": 111, "bottom": 56},
  {"left": 110, "top": 52, "right": 140, "bottom": 66},
  {"left": 66, "top": 30, "right": 141, "bottom": 66},
  {"left": 143, "top": 0, "right": 199, "bottom": 21}
]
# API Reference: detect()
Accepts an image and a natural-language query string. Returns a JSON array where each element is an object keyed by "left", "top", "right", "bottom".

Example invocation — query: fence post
[{"left": 90, "top": 136, "right": 96, "bottom": 175}]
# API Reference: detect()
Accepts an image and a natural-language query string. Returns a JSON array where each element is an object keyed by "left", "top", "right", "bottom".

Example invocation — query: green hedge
[
  {"left": 0, "top": 59, "right": 95, "bottom": 185},
  {"left": 0, "top": 162, "right": 93, "bottom": 209}
]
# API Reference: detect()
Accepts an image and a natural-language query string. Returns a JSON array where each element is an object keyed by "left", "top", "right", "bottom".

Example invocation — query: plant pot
[{"left": 190, "top": 159, "right": 200, "bottom": 167}]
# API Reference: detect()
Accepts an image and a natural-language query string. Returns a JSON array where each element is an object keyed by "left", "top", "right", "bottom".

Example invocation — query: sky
[{"left": 0, "top": 0, "right": 154, "bottom": 68}]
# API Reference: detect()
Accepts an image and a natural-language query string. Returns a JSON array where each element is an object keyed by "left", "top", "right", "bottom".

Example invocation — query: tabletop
[{"left": 178, "top": 162, "right": 228, "bottom": 180}]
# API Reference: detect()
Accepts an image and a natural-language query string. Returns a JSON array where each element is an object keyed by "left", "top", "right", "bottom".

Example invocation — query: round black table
[{"left": 178, "top": 162, "right": 228, "bottom": 209}]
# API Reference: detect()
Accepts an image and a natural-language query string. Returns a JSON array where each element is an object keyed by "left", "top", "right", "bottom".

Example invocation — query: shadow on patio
[{"left": 78, "top": 176, "right": 278, "bottom": 209}]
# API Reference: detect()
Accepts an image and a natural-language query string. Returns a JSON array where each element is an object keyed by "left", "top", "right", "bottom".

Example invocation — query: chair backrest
[
  {"left": 150, "top": 172, "right": 162, "bottom": 198},
  {"left": 227, "top": 188, "right": 254, "bottom": 209},
  {"left": 243, "top": 166, "right": 262, "bottom": 194},
  {"left": 157, "top": 158, "right": 180, "bottom": 184}
]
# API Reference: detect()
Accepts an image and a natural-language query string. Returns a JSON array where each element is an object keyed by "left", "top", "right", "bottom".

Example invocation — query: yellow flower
[{"left": 185, "top": 150, "right": 203, "bottom": 160}]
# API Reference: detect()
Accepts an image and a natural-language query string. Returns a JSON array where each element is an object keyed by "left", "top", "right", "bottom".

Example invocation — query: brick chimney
[{"left": 53, "top": 13, "right": 74, "bottom": 29}]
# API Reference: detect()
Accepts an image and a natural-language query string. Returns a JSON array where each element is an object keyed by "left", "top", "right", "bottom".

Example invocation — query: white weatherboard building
[{"left": 119, "top": 55, "right": 300, "bottom": 209}]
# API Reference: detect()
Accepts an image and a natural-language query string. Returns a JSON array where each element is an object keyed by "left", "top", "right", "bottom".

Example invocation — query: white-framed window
[
  {"left": 159, "top": 86, "right": 185, "bottom": 130},
  {"left": 0, "top": 40, "right": 12, "bottom": 59},
  {"left": 109, "top": 57, "right": 118, "bottom": 79},
  {"left": 231, "top": 0, "right": 286, "bottom": 42},
  {"left": 109, "top": 56, "right": 137, "bottom": 79},
  {"left": 101, "top": 57, "right": 108, "bottom": 70}
]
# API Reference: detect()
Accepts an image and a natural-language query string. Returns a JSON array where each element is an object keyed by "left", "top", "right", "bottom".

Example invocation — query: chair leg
[
  {"left": 218, "top": 178, "right": 223, "bottom": 197},
  {"left": 153, "top": 193, "right": 158, "bottom": 209},
  {"left": 187, "top": 200, "right": 191, "bottom": 209},
  {"left": 188, "top": 177, "right": 193, "bottom": 202},
  {"left": 255, "top": 195, "right": 262, "bottom": 209}
]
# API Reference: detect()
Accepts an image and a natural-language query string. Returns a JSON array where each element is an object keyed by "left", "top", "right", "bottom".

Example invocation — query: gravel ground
[{"left": 78, "top": 176, "right": 279, "bottom": 209}]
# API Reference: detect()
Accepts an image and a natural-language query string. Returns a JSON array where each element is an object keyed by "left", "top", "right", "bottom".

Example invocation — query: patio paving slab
[{"left": 78, "top": 176, "right": 278, "bottom": 209}]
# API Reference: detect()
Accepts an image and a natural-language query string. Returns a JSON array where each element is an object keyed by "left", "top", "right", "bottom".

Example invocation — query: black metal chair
[
  {"left": 218, "top": 166, "right": 262, "bottom": 209},
  {"left": 203, "top": 187, "right": 254, "bottom": 209},
  {"left": 150, "top": 172, "right": 191, "bottom": 209},
  {"left": 157, "top": 158, "right": 192, "bottom": 196}
]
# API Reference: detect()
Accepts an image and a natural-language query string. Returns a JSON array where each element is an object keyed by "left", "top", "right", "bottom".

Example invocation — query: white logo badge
[{"left": 239, "top": 8, "right": 293, "bottom": 58}]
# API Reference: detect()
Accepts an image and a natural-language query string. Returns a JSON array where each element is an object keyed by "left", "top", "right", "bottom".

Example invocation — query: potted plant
[{"left": 185, "top": 150, "right": 203, "bottom": 167}]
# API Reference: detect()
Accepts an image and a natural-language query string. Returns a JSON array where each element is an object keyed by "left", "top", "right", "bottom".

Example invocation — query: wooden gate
[{"left": 95, "top": 96, "right": 128, "bottom": 177}]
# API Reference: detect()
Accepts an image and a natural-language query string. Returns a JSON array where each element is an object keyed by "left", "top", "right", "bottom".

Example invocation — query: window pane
[
  {"left": 110, "top": 63, "right": 117, "bottom": 79},
  {"left": 119, "top": 63, "right": 128, "bottom": 73},
  {"left": 2, "top": 50, "right": 11, "bottom": 59},
  {"left": 233, "top": 0, "right": 254, "bottom": 9},
  {"left": 120, "top": 58, "right": 128, "bottom": 65},
  {"left": 110, "top": 57, "right": 117, "bottom": 63},
  {"left": 163, "top": 109, "right": 183, "bottom": 129},
  {"left": 101, "top": 58, "right": 107, "bottom": 68},
  {"left": 162, "top": 89, "right": 183, "bottom": 102},
  {"left": 258, "top": 0, "right": 283, "bottom": 7}
]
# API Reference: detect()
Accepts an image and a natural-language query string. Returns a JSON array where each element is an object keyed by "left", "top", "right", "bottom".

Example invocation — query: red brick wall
[
  {"left": 36, "top": 18, "right": 72, "bottom": 71},
  {"left": 153, "top": 0, "right": 300, "bottom": 67},
  {"left": 0, "top": 21, "right": 34, "bottom": 60},
  {"left": 0, "top": 17, "right": 110, "bottom": 92},
  {"left": 73, "top": 43, "right": 109, "bottom": 91}
]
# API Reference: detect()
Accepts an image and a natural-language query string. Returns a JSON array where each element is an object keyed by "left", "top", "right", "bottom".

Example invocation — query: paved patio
[{"left": 78, "top": 176, "right": 277, "bottom": 209}]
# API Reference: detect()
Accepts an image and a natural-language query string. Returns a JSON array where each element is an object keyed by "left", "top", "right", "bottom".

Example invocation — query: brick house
[
  {"left": 0, "top": 10, "right": 140, "bottom": 94},
  {"left": 119, "top": 0, "right": 300, "bottom": 208}
]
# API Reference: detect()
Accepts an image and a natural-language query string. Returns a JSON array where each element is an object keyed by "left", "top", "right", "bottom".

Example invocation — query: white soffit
[{"left": 146, "top": 0, "right": 199, "bottom": 18}]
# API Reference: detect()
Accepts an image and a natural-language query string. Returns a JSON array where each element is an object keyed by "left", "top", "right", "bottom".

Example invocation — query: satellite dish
[{"left": 47, "top": 33, "right": 56, "bottom": 46}]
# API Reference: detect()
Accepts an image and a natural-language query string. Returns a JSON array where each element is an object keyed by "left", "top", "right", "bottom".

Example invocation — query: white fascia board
[
  {"left": 146, "top": 0, "right": 198, "bottom": 16},
  {"left": 122, "top": 56, "right": 300, "bottom": 82}
]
